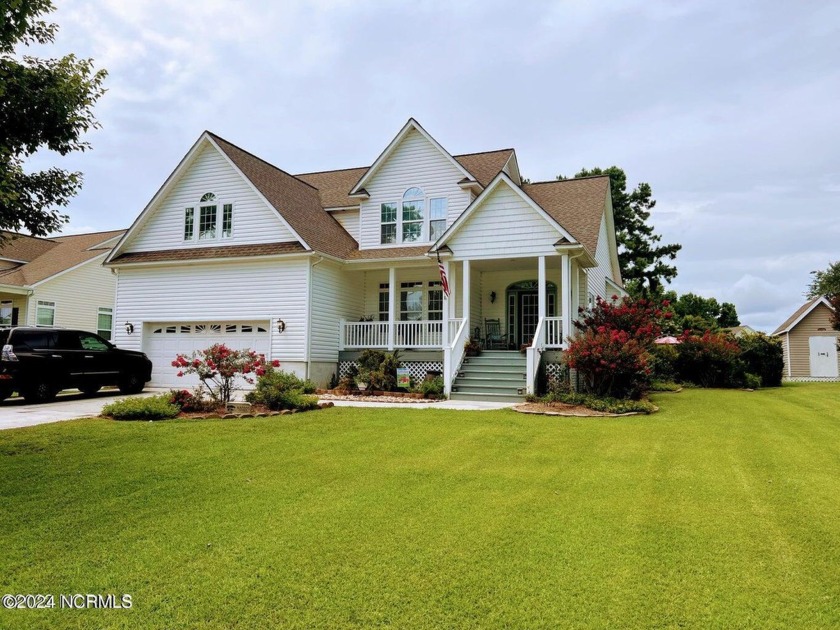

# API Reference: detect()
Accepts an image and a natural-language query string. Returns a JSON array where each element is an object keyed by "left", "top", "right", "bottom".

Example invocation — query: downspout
[{"left": 305, "top": 255, "right": 325, "bottom": 380}]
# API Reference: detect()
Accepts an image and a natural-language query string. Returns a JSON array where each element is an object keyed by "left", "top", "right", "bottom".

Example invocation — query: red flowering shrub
[
  {"left": 674, "top": 331, "right": 741, "bottom": 388},
  {"left": 566, "top": 328, "right": 650, "bottom": 399},
  {"left": 171, "top": 344, "right": 280, "bottom": 404},
  {"left": 575, "top": 295, "right": 671, "bottom": 343},
  {"left": 566, "top": 296, "right": 670, "bottom": 399}
]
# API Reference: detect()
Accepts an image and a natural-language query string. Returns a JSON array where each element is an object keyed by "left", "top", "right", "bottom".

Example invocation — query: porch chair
[{"left": 484, "top": 318, "right": 507, "bottom": 350}]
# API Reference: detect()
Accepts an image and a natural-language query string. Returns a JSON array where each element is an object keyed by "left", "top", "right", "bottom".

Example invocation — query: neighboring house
[
  {"left": 772, "top": 297, "right": 839, "bottom": 380},
  {"left": 105, "top": 119, "right": 625, "bottom": 399},
  {"left": 0, "top": 230, "right": 125, "bottom": 338},
  {"left": 723, "top": 325, "right": 757, "bottom": 337}
]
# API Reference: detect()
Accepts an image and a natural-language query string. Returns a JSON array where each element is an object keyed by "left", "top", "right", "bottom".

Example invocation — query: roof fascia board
[
  {"left": 431, "top": 172, "right": 578, "bottom": 250},
  {"left": 30, "top": 252, "right": 109, "bottom": 288},
  {"left": 105, "top": 132, "right": 210, "bottom": 264},
  {"left": 503, "top": 151, "right": 522, "bottom": 185},
  {"left": 349, "top": 118, "right": 474, "bottom": 195},
  {"left": 205, "top": 136, "right": 311, "bottom": 250},
  {"left": 602, "top": 186, "right": 623, "bottom": 285},
  {"left": 0, "top": 284, "right": 32, "bottom": 294}
]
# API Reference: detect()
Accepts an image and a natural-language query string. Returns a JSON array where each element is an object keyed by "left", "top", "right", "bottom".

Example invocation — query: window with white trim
[
  {"left": 400, "top": 282, "right": 423, "bottom": 321},
  {"left": 428, "top": 281, "right": 443, "bottom": 321},
  {"left": 379, "top": 188, "right": 447, "bottom": 245},
  {"left": 36, "top": 300, "right": 55, "bottom": 326},
  {"left": 97, "top": 307, "right": 113, "bottom": 340},
  {"left": 378, "top": 283, "right": 389, "bottom": 322},
  {"left": 184, "top": 192, "right": 233, "bottom": 242},
  {"left": 429, "top": 197, "right": 447, "bottom": 241},
  {"left": 0, "top": 300, "right": 12, "bottom": 326}
]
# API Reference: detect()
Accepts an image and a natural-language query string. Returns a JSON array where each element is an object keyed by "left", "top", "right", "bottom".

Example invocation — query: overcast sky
[{"left": 25, "top": 0, "right": 840, "bottom": 331}]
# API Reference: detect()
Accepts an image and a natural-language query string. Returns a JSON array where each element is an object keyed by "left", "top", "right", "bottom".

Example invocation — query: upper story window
[
  {"left": 380, "top": 187, "right": 447, "bottom": 245},
  {"left": 185, "top": 192, "right": 233, "bottom": 242}
]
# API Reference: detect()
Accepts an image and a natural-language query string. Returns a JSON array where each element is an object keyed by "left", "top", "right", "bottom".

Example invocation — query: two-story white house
[{"left": 105, "top": 119, "right": 624, "bottom": 400}]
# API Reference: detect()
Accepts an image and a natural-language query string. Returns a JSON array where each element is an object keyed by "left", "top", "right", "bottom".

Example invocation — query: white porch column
[
  {"left": 561, "top": 253, "right": 571, "bottom": 344},
  {"left": 537, "top": 256, "right": 546, "bottom": 320},
  {"left": 388, "top": 266, "right": 396, "bottom": 351},
  {"left": 572, "top": 262, "right": 580, "bottom": 324},
  {"left": 462, "top": 259, "right": 471, "bottom": 336},
  {"left": 447, "top": 259, "right": 457, "bottom": 320},
  {"left": 441, "top": 260, "right": 450, "bottom": 347}
]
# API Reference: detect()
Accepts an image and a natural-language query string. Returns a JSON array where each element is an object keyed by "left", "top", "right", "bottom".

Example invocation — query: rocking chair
[{"left": 484, "top": 318, "right": 508, "bottom": 350}]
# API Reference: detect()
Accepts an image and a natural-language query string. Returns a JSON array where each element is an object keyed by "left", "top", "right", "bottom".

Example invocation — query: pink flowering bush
[{"left": 171, "top": 344, "right": 280, "bottom": 404}]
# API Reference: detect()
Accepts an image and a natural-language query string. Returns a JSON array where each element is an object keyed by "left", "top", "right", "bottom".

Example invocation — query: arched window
[
  {"left": 401, "top": 187, "right": 424, "bottom": 243},
  {"left": 184, "top": 192, "right": 233, "bottom": 241}
]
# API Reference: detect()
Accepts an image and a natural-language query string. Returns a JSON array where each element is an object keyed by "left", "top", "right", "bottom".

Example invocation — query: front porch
[{"left": 337, "top": 253, "right": 586, "bottom": 395}]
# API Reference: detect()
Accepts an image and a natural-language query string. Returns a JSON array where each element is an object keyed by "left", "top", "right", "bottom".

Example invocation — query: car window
[
  {"left": 79, "top": 333, "right": 111, "bottom": 351},
  {"left": 14, "top": 330, "right": 60, "bottom": 350}
]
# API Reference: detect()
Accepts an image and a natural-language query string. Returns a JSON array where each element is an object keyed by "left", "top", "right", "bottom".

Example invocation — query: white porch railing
[
  {"left": 526, "top": 316, "right": 566, "bottom": 394},
  {"left": 340, "top": 319, "right": 446, "bottom": 350},
  {"left": 544, "top": 316, "right": 564, "bottom": 348},
  {"left": 443, "top": 318, "right": 468, "bottom": 396}
]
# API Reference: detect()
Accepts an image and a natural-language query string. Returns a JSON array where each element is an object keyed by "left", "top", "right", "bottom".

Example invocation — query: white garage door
[{"left": 144, "top": 321, "right": 271, "bottom": 387}]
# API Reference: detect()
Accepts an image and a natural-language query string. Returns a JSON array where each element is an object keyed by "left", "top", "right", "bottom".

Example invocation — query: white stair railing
[
  {"left": 443, "top": 318, "right": 468, "bottom": 396},
  {"left": 544, "top": 316, "right": 564, "bottom": 348},
  {"left": 526, "top": 317, "right": 547, "bottom": 395}
]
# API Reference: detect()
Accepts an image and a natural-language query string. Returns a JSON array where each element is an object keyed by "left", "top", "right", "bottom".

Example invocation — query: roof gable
[
  {"left": 0, "top": 230, "right": 125, "bottom": 287},
  {"left": 350, "top": 119, "right": 476, "bottom": 195},
  {"left": 772, "top": 296, "right": 836, "bottom": 335}
]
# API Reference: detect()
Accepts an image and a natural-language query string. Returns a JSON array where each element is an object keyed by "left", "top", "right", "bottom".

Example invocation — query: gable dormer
[{"left": 355, "top": 120, "right": 476, "bottom": 250}]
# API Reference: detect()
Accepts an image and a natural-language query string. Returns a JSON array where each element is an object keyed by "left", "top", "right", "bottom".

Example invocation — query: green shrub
[
  {"left": 649, "top": 380, "right": 682, "bottom": 392},
  {"left": 743, "top": 373, "right": 762, "bottom": 389},
  {"left": 737, "top": 333, "right": 784, "bottom": 387},
  {"left": 649, "top": 344, "right": 678, "bottom": 381},
  {"left": 102, "top": 395, "right": 180, "bottom": 420},
  {"left": 355, "top": 349, "right": 401, "bottom": 391},
  {"left": 167, "top": 388, "right": 215, "bottom": 412},
  {"left": 538, "top": 391, "right": 656, "bottom": 414},
  {"left": 674, "top": 331, "right": 741, "bottom": 388},
  {"left": 416, "top": 376, "right": 444, "bottom": 399},
  {"left": 245, "top": 369, "right": 318, "bottom": 411}
]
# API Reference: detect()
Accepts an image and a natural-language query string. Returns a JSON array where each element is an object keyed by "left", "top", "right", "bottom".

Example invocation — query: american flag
[{"left": 437, "top": 254, "right": 450, "bottom": 297}]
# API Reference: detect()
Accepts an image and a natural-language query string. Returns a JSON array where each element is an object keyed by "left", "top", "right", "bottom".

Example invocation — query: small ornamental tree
[
  {"left": 171, "top": 344, "right": 280, "bottom": 405},
  {"left": 566, "top": 295, "right": 671, "bottom": 399}
]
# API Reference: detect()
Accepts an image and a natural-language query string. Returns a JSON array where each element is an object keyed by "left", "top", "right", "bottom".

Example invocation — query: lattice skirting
[
  {"left": 783, "top": 376, "right": 840, "bottom": 382},
  {"left": 339, "top": 361, "right": 443, "bottom": 382},
  {"left": 544, "top": 362, "right": 567, "bottom": 385}
]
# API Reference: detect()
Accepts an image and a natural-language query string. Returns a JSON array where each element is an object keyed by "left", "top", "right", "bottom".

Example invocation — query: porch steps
[{"left": 450, "top": 350, "right": 527, "bottom": 403}]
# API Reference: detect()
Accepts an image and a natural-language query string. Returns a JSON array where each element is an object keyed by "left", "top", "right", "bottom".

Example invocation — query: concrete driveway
[{"left": 0, "top": 388, "right": 162, "bottom": 431}]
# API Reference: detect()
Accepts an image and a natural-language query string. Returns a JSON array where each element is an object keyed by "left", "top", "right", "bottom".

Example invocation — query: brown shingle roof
[
  {"left": 295, "top": 167, "right": 368, "bottom": 209},
  {"left": 772, "top": 297, "right": 833, "bottom": 335},
  {"left": 109, "top": 241, "right": 305, "bottom": 264},
  {"left": 454, "top": 149, "right": 515, "bottom": 187},
  {"left": 209, "top": 133, "right": 358, "bottom": 259},
  {"left": 0, "top": 230, "right": 125, "bottom": 286},
  {"left": 0, "top": 232, "right": 59, "bottom": 263},
  {"left": 293, "top": 150, "right": 514, "bottom": 210},
  {"left": 346, "top": 246, "right": 432, "bottom": 261},
  {"left": 521, "top": 177, "right": 610, "bottom": 257}
]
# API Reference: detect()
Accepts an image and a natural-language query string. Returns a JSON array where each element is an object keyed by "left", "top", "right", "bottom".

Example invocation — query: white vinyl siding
[
  {"left": 309, "top": 260, "right": 364, "bottom": 362},
  {"left": 446, "top": 183, "right": 562, "bottom": 259},
  {"left": 26, "top": 256, "right": 116, "bottom": 331},
  {"left": 111, "top": 259, "right": 309, "bottom": 364},
  {"left": 333, "top": 209, "right": 360, "bottom": 243},
  {"left": 358, "top": 128, "right": 471, "bottom": 249},
  {"left": 125, "top": 143, "right": 296, "bottom": 252},
  {"left": 588, "top": 213, "right": 613, "bottom": 302}
]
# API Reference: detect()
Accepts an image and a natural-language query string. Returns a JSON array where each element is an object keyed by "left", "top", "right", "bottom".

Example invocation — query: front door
[
  {"left": 809, "top": 336, "right": 839, "bottom": 377},
  {"left": 506, "top": 289, "right": 557, "bottom": 348},
  {"left": 519, "top": 293, "right": 540, "bottom": 347}
]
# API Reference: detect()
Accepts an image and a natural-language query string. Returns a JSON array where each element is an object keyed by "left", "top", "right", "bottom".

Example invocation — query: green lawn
[{"left": 1, "top": 383, "right": 840, "bottom": 629}]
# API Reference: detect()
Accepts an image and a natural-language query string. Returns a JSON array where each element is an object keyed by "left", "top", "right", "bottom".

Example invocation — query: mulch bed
[{"left": 512, "top": 402, "right": 649, "bottom": 417}]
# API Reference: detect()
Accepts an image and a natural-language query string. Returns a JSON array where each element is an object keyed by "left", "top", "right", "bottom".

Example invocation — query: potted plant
[{"left": 465, "top": 337, "right": 482, "bottom": 357}]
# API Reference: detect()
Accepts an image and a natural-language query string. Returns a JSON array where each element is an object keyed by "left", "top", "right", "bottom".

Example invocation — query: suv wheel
[
  {"left": 119, "top": 373, "right": 144, "bottom": 394},
  {"left": 23, "top": 381, "right": 59, "bottom": 404},
  {"left": 0, "top": 384, "right": 13, "bottom": 402},
  {"left": 79, "top": 384, "right": 101, "bottom": 396}
]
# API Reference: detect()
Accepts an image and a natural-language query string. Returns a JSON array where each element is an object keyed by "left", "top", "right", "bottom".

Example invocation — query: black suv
[{"left": 0, "top": 328, "right": 153, "bottom": 403}]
